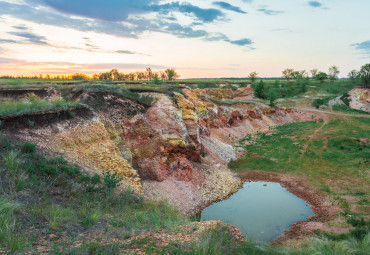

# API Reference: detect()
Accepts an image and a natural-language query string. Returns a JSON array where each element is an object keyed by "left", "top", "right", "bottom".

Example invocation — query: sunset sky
[{"left": 0, "top": 0, "right": 369, "bottom": 78}]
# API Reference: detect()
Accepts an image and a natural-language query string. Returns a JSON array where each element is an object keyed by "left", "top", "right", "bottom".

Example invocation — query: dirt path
[{"left": 296, "top": 107, "right": 370, "bottom": 118}]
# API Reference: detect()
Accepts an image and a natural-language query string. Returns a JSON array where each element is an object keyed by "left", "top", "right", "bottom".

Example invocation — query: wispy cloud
[
  {"left": 212, "top": 2, "right": 247, "bottom": 14},
  {"left": 308, "top": 1, "right": 322, "bottom": 8},
  {"left": 7, "top": 31, "right": 49, "bottom": 45},
  {"left": 257, "top": 8, "right": 284, "bottom": 15},
  {"left": 227, "top": 38, "right": 253, "bottom": 46},
  {"left": 352, "top": 40, "right": 370, "bottom": 57}
]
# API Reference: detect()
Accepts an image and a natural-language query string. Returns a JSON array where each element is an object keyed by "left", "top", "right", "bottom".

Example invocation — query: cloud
[
  {"left": 12, "top": 25, "right": 28, "bottom": 30},
  {"left": 0, "top": 39, "right": 18, "bottom": 43},
  {"left": 257, "top": 8, "right": 284, "bottom": 15},
  {"left": 7, "top": 31, "right": 49, "bottom": 45},
  {"left": 0, "top": 1, "right": 252, "bottom": 47},
  {"left": 308, "top": 1, "right": 323, "bottom": 8},
  {"left": 227, "top": 38, "right": 253, "bottom": 46},
  {"left": 151, "top": 2, "right": 224, "bottom": 23},
  {"left": 352, "top": 40, "right": 370, "bottom": 56},
  {"left": 115, "top": 50, "right": 150, "bottom": 56},
  {"left": 39, "top": 0, "right": 158, "bottom": 22},
  {"left": 212, "top": 2, "right": 247, "bottom": 14}
]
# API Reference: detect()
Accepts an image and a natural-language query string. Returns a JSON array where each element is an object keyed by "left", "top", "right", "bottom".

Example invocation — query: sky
[{"left": 0, "top": 0, "right": 369, "bottom": 78}]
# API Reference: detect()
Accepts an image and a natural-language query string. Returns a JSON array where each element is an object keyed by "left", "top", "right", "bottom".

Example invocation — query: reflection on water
[{"left": 201, "top": 181, "right": 314, "bottom": 243}]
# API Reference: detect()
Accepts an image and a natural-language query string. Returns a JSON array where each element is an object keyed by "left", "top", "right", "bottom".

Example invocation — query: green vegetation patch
[
  {"left": 0, "top": 94, "right": 79, "bottom": 116},
  {"left": 0, "top": 137, "right": 187, "bottom": 253}
]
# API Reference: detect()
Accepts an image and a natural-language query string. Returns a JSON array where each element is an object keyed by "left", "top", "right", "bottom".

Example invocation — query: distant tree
[
  {"left": 92, "top": 74, "right": 99, "bottom": 80},
  {"left": 45, "top": 74, "right": 50, "bottom": 79},
  {"left": 273, "top": 80, "right": 280, "bottom": 88},
  {"left": 358, "top": 63, "right": 370, "bottom": 87},
  {"left": 282, "top": 68, "right": 295, "bottom": 81},
  {"left": 137, "top": 72, "right": 145, "bottom": 80},
  {"left": 315, "top": 72, "right": 328, "bottom": 83},
  {"left": 328, "top": 66, "right": 340, "bottom": 82},
  {"left": 128, "top": 72, "right": 136, "bottom": 80},
  {"left": 146, "top": 68, "right": 153, "bottom": 80},
  {"left": 160, "top": 71, "right": 167, "bottom": 80},
  {"left": 310, "top": 69, "right": 318, "bottom": 79},
  {"left": 72, "top": 73, "right": 87, "bottom": 80},
  {"left": 348, "top": 69, "right": 359, "bottom": 83},
  {"left": 254, "top": 80, "right": 266, "bottom": 99},
  {"left": 164, "top": 68, "right": 179, "bottom": 81},
  {"left": 153, "top": 73, "right": 160, "bottom": 85},
  {"left": 109, "top": 69, "right": 119, "bottom": 80},
  {"left": 267, "top": 88, "right": 277, "bottom": 107},
  {"left": 300, "top": 70, "right": 308, "bottom": 78},
  {"left": 248, "top": 72, "right": 258, "bottom": 83}
]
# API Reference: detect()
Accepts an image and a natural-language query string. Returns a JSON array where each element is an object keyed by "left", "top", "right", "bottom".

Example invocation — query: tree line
[
  {"left": 249, "top": 63, "right": 369, "bottom": 85},
  {"left": 0, "top": 68, "right": 180, "bottom": 81}
]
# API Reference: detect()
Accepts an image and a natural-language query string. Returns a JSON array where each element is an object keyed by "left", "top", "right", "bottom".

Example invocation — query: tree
[
  {"left": 164, "top": 68, "right": 179, "bottom": 81},
  {"left": 348, "top": 70, "right": 359, "bottom": 83},
  {"left": 282, "top": 68, "right": 295, "bottom": 81},
  {"left": 146, "top": 68, "right": 153, "bottom": 80},
  {"left": 128, "top": 72, "right": 136, "bottom": 80},
  {"left": 248, "top": 72, "right": 258, "bottom": 83},
  {"left": 254, "top": 80, "right": 266, "bottom": 99},
  {"left": 328, "top": 66, "right": 340, "bottom": 82},
  {"left": 153, "top": 73, "right": 160, "bottom": 85},
  {"left": 109, "top": 69, "right": 119, "bottom": 80},
  {"left": 136, "top": 72, "right": 145, "bottom": 80},
  {"left": 310, "top": 69, "right": 318, "bottom": 79},
  {"left": 358, "top": 63, "right": 370, "bottom": 87},
  {"left": 315, "top": 72, "right": 328, "bottom": 83},
  {"left": 160, "top": 71, "right": 167, "bottom": 80},
  {"left": 267, "top": 88, "right": 277, "bottom": 107}
]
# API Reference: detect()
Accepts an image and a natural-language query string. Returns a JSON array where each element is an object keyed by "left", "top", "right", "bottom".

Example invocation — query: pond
[{"left": 201, "top": 181, "right": 314, "bottom": 243}]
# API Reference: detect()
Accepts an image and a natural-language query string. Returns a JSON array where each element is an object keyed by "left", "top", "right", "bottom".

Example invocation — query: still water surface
[{"left": 201, "top": 181, "right": 314, "bottom": 243}]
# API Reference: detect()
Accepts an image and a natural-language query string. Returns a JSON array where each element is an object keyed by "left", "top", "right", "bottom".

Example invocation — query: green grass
[
  {"left": 332, "top": 104, "right": 370, "bottom": 115},
  {"left": 0, "top": 96, "right": 79, "bottom": 116},
  {"left": 160, "top": 224, "right": 370, "bottom": 255},
  {"left": 229, "top": 116, "right": 369, "bottom": 218},
  {"left": 0, "top": 139, "right": 187, "bottom": 253}
]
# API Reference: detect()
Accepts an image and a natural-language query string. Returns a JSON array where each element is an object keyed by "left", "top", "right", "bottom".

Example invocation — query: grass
[
  {"left": 0, "top": 94, "right": 79, "bottom": 116},
  {"left": 229, "top": 116, "right": 369, "bottom": 228},
  {"left": 159, "top": 224, "right": 370, "bottom": 254},
  {"left": 0, "top": 138, "right": 187, "bottom": 253}
]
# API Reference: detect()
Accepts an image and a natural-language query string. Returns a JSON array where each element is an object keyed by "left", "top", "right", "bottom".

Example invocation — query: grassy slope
[
  {"left": 230, "top": 117, "right": 369, "bottom": 210},
  {"left": 0, "top": 138, "right": 186, "bottom": 253}
]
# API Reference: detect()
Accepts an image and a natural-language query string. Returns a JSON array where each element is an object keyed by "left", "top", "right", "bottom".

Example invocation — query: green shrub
[
  {"left": 103, "top": 171, "right": 123, "bottom": 191},
  {"left": 21, "top": 142, "right": 36, "bottom": 154}
]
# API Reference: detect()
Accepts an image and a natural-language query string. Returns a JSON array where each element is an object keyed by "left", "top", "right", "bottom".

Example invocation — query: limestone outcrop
[{"left": 348, "top": 87, "right": 370, "bottom": 112}]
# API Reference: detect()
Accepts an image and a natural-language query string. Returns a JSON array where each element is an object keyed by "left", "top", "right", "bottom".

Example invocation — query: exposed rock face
[
  {"left": 348, "top": 88, "right": 370, "bottom": 112},
  {"left": 0, "top": 88, "right": 322, "bottom": 215}
]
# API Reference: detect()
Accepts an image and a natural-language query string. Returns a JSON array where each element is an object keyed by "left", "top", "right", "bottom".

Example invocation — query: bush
[
  {"left": 21, "top": 142, "right": 36, "bottom": 154},
  {"left": 103, "top": 171, "right": 123, "bottom": 191}
]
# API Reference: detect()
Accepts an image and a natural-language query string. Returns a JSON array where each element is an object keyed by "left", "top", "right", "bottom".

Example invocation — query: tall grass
[
  {"left": 0, "top": 198, "right": 26, "bottom": 252},
  {"left": 0, "top": 96, "right": 79, "bottom": 115}
]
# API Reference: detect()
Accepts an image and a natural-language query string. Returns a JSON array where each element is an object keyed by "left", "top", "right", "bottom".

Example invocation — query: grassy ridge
[{"left": 0, "top": 96, "right": 79, "bottom": 116}]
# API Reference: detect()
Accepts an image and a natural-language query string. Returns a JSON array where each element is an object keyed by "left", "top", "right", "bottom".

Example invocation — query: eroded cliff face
[{"left": 1, "top": 86, "right": 321, "bottom": 214}]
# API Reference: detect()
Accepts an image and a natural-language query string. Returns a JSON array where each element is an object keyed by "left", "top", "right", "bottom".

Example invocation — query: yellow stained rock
[{"left": 50, "top": 120, "right": 143, "bottom": 194}]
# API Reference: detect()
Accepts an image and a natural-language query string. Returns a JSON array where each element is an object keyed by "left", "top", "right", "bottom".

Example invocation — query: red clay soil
[{"left": 237, "top": 170, "right": 341, "bottom": 243}]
